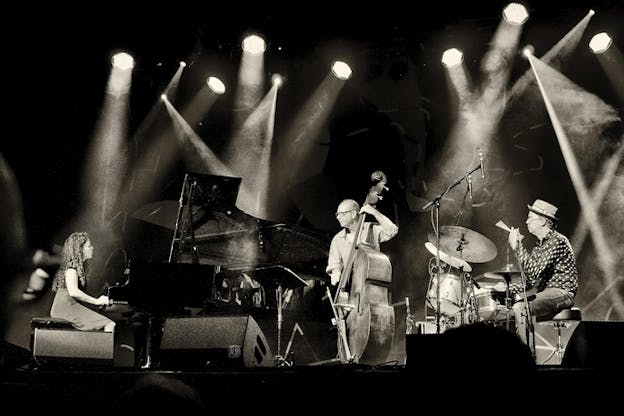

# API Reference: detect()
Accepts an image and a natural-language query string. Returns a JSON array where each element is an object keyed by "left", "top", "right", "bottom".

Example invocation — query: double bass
[{"left": 328, "top": 171, "right": 395, "bottom": 364}]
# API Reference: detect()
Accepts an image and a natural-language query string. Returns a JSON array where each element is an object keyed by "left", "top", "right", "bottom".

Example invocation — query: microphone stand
[
  {"left": 186, "top": 180, "right": 200, "bottom": 264},
  {"left": 423, "top": 163, "right": 481, "bottom": 333},
  {"left": 456, "top": 239, "right": 466, "bottom": 326},
  {"left": 503, "top": 245, "right": 513, "bottom": 332},
  {"left": 513, "top": 239, "right": 536, "bottom": 358}
]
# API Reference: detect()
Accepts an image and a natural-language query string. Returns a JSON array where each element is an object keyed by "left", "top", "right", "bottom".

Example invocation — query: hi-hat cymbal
[
  {"left": 476, "top": 273, "right": 521, "bottom": 284},
  {"left": 424, "top": 242, "right": 472, "bottom": 272},
  {"left": 486, "top": 263, "right": 520, "bottom": 276},
  {"left": 428, "top": 226, "right": 497, "bottom": 263},
  {"left": 476, "top": 264, "right": 522, "bottom": 284}
]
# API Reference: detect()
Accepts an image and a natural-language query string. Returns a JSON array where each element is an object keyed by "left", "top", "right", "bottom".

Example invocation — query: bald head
[{"left": 337, "top": 199, "right": 359, "bottom": 213}]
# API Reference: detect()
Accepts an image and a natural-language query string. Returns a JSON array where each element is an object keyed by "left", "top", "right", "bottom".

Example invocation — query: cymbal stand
[
  {"left": 463, "top": 271, "right": 481, "bottom": 324},
  {"left": 495, "top": 272, "right": 513, "bottom": 331},
  {"left": 423, "top": 163, "right": 481, "bottom": 333},
  {"left": 456, "top": 237, "right": 468, "bottom": 325},
  {"left": 502, "top": 246, "right": 513, "bottom": 332}
]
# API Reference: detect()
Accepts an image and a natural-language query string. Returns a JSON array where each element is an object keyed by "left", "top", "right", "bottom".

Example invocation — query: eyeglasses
[{"left": 335, "top": 210, "right": 355, "bottom": 218}]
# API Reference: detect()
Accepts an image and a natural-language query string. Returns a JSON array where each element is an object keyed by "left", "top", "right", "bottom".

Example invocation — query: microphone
[
  {"left": 467, "top": 174, "right": 473, "bottom": 200},
  {"left": 472, "top": 276, "right": 481, "bottom": 289},
  {"left": 478, "top": 147, "right": 485, "bottom": 179},
  {"left": 123, "top": 259, "right": 131, "bottom": 282}
]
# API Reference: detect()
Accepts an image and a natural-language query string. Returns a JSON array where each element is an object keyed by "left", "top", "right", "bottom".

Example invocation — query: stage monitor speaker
[
  {"left": 159, "top": 314, "right": 273, "bottom": 369},
  {"left": 561, "top": 321, "right": 624, "bottom": 368},
  {"left": 32, "top": 328, "right": 114, "bottom": 366}
]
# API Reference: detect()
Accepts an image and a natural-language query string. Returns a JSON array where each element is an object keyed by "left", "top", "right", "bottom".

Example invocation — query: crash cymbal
[
  {"left": 424, "top": 242, "right": 472, "bottom": 272},
  {"left": 428, "top": 226, "right": 497, "bottom": 263}
]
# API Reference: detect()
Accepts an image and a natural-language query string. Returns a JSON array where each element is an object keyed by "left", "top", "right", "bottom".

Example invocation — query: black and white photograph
[{"left": 2, "top": 0, "right": 623, "bottom": 411}]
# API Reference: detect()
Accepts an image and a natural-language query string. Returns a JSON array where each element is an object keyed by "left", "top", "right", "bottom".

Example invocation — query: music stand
[
  {"left": 246, "top": 265, "right": 311, "bottom": 366},
  {"left": 169, "top": 172, "right": 243, "bottom": 263}
]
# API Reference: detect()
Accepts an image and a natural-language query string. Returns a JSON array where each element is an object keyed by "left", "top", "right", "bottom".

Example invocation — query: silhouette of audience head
[
  {"left": 441, "top": 322, "right": 536, "bottom": 371},
  {"left": 116, "top": 374, "right": 205, "bottom": 414}
]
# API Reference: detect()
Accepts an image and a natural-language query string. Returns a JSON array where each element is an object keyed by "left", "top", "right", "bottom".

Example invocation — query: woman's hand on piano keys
[{"left": 96, "top": 295, "right": 110, "bottom": 306}]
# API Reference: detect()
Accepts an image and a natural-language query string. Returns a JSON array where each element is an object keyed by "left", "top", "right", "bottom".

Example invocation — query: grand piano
[
  {"left": 106, "top": 173, "right": 334, "bottom": 366},
  {"left": 110, "top": 173, "right": 330, "bottom": 301}
]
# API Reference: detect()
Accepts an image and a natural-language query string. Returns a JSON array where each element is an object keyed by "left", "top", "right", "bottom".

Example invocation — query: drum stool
[{"left": 537, "top": 307, "right": 582, "bottom": 364}]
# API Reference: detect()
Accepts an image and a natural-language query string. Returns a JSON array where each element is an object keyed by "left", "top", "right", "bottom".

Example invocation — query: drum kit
[{"left": 424, "top": 225, "right": 521, "bottom": 331}]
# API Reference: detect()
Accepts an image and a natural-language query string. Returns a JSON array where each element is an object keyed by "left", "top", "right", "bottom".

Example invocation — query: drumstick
[{"left": 495, "top": 220, "right": 511, "bottom": 233}]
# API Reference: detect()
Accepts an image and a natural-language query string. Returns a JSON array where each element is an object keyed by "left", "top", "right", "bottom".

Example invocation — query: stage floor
[{"left": 0, "top": 363, "right": 621, "bottom": 414}]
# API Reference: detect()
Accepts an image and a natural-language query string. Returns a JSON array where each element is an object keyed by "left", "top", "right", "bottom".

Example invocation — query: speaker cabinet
[
  {"left": 159, "top": 314, "right": 273, "bottom": 369},
  {"left": 32, "top": 328, "right": 114, "bottom": 366},
  {"left": 562, "top": 321, "right": 624, "bottom": 368}
]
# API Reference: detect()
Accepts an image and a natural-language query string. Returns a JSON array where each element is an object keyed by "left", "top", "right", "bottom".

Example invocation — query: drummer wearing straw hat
[{"left": 494, "top": 199, "right": 578, "bottom": 348}]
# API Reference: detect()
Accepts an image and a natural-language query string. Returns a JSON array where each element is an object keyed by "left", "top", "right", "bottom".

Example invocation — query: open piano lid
[{"left": 169, "top": 172, "right": 330, "bottom": 273}]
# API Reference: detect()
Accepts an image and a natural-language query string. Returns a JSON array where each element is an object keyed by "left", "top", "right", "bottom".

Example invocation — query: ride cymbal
[{"left": 428, "top": 225, "right": 497, "bottom": 263}]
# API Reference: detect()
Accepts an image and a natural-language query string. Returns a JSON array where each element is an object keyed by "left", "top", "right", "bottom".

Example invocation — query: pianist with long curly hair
[{"left": 50, "top": 232, "right": 115, "bottom": 332}]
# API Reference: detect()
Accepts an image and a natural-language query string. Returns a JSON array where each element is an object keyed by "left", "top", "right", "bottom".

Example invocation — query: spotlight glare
[
  {"left": 179, "top": 61, "right": 187, "bottom": 67},
  {"left": 160, "top": 94, "right": 167, "bottom": 101},
  {"left": 207, "top": 76, "right": 226, "bottom": 94},
  {"left": 272, "top": 73, "right": 283, "bottom": 87},
  {"left": 589, "top": 9, "right": 595, "bottom": 16},
  {"left": 242, "top": 35, "right": 266, "bottom": 56},
  {"left": 589, "top": 32, "right": 613, "bottom": 54},
  {"left": 331, "top": 61, "right": 352, "bottom": 80},
  {"left": 441, "top": 48, "right": 463, "bottom": 68},
  {"left": 503, "top": 3, "right": 529, "bottom": 25},
  {"left": 111, "top": 52, "right": 134, "bottom": 70}
]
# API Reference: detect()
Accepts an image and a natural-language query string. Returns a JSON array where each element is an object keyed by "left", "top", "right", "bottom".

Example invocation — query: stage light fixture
[
  {"left": 207, "top": 76, "right": 226, "bottom": 94},
  {"left": 503, "top": 3, "right": 529, "bottom": 25},
  {"left": 331, "top": 61, "right": 352, "bottom": 80},
  {"left": 242, "top": 35, "right": 266, "bottom": 56},
  {"left": 441, "top": 48, "right": 463, "bottom": 68},
  {"left": 111, "top": 52, "right": 134, "bottom": 70},
  {"left": 589, "top": 32, "right": 613, "bottom": 54}
]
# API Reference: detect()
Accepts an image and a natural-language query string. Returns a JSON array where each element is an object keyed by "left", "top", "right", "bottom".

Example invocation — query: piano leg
[
  {"left": 131, "top": 318, "right": 148, "bottom": 368},
  {"left": 141, "top": 316, "right": 165, "bottom": 369}
]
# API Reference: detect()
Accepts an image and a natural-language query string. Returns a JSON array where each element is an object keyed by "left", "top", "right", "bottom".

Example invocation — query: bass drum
[{"left": 426, "top": 273, "right": 465, "bottom": 316}]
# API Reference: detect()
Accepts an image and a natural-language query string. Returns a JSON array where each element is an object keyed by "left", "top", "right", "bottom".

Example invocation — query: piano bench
[
  {"left": 31, "top": 317, "right": 75, "bottom": 330},
  {"left": 30, "top": 317, "right": 114, "bottom": 367}
]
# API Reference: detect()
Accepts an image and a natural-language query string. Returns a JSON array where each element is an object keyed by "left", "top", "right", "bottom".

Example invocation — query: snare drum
[
  {"left": 474, "top": 289, "right": 509, "bottom": 321},
  {"left": 427, "top": 273, "right": 465, "bottom": 316}
]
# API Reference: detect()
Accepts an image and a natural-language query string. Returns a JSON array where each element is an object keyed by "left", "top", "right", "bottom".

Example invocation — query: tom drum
[{"left": 427, "top": 273, "right": 465, "bottom": 316}]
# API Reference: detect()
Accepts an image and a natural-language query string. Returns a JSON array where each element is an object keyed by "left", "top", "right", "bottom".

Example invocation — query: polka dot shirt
[{"left": 509, "top": 229, "right": 578, "bottom": 296}]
